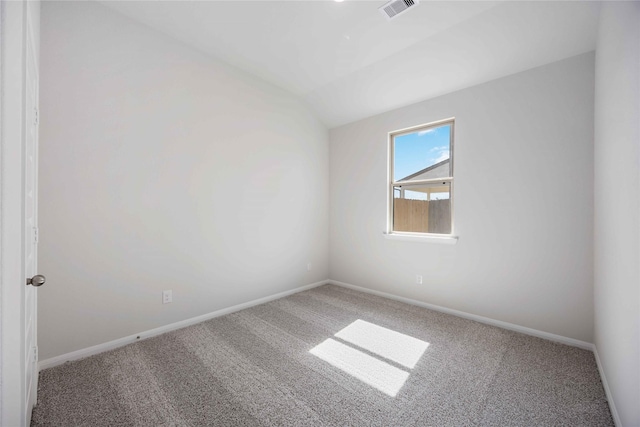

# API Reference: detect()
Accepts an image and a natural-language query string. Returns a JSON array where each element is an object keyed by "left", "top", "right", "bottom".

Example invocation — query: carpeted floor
[{"left": 32, "top": 284, "right": 614, "bottom": 426}]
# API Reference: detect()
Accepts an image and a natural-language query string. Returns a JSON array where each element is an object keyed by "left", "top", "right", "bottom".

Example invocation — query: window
[{"left": 388, "top": 118, "right": 454, "bottom": 236}]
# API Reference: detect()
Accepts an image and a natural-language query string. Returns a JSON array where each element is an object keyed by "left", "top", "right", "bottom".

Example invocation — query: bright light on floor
[
  {"left": 335, "top": 319, "right": 429, "bottom": 369},
  {"left": 309, "top": 319, "right": 430, "bottom": 397},
  {"left": 310, "top": 338, "right": 410, "bottom": 397}
]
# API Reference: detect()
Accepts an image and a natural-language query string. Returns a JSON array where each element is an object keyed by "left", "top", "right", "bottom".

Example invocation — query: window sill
[{"left": 382, "top": 232, "right": 459, "bottom": 244}]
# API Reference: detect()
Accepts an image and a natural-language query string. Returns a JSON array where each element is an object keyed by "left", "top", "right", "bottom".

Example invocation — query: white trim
[
  {"left": 389, "top": 117, "right": 456, "bottom": 139},
  {"left": 37, "top": 277, "right": 620, "bottom": 423},
  {"left": 1, "top": 1, "right": 29, "bottom": 425},
  {"left": 38, "top": 280, "right": 328, "bottom": 371},
  {"left": 383, "top": 232, "right": 459, "bottom": 244},
  {"left": 336, "top": 278, "right": 623, "bottom": 420},
  {"left": 328, "top": 279, "right": 593, "bottom": 350},
  {"left": 593, "top": 346, "right": 621, "bottom": 427}
]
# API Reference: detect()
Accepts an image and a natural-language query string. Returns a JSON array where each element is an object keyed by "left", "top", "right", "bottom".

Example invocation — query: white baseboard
[
  {"left": 38, "top": 280, "right": 328, "bottom": 371},
  {"left": 328, "top": 279, "right": 594, "bottom": 350},
  {"left": 41, "top": 278, "right": 619, "bottom": 424},
  {"left": 329, "top": 280, "right": 621, "bottom": 424},
  {"left": 593, "top": 346, "right": 621, "bottom": 427}
]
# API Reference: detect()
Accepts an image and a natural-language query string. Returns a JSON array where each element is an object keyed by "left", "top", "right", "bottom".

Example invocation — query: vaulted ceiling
[{"left": 100, "top": 1, "right": 601, "bottom": 128}]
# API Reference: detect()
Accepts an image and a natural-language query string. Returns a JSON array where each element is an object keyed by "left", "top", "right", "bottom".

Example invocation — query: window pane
[
  {"left": 394, "top": 124, "right": 451, "bottom": 181},
  {"left": 393, "top": 183, "right": 451, "bottom": 234}
]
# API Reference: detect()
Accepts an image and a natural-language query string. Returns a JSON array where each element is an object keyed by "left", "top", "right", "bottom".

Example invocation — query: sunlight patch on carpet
[
  {"left": 310, "top": 319, "right": 429, "bottom": 397},
  {"left": 335, "top": 319, "right": 429, "bottom": 369},
  {"left": 310, "top": 338, "right": 410, "bottom": 397}
]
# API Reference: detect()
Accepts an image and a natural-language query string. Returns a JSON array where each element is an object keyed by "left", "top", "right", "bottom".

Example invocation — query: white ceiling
[{"left": 100, "top": 1, "right": 601, "bottom": 128}]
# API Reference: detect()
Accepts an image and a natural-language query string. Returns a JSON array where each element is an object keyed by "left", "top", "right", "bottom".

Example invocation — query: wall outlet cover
[{"left": 162, "top": 290, "right": 173, "bottom": 304}]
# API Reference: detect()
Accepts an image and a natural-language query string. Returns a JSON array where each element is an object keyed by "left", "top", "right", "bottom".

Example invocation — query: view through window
[{"left": 390, "top": 119, "right": 454, "bottom": 235}]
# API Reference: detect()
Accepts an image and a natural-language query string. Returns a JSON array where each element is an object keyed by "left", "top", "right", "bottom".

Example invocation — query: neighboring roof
[{"left": 399, "top": 159, "right": 449, "bottom": 182}]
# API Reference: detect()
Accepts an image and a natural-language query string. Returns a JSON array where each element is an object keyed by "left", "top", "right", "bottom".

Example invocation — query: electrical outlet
[
  {"left": 162, "top": 290, "right": 172, "bottom": 304},
  {"left": 307, "top": 262, "right": 312, "bottom": 271},
  {"left": 416, "top": 275, "right": 423, "bottom": 285}
]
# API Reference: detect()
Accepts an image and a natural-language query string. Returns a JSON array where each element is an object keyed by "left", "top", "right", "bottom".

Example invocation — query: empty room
[{"left": 1, "top": 0, "right": 638, "bottom": 426}]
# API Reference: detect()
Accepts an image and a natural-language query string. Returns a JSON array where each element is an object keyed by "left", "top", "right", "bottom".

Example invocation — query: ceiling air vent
[{"left": 379, "top": 0, "right": 419, "bottom": 21}]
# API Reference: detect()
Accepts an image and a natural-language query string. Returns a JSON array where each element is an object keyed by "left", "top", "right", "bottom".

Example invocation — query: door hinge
[
  {"left": 34, "top": 108, "right": 39, "bottom": 126},
  {"left": 33, "top": 227, "right": 38, "bottom": 244},
  {"left": 32, "top": 346, "right": 38, "bottom": 362}
]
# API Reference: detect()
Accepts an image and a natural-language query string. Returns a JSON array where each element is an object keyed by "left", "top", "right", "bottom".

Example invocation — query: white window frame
[{"left": 387, "top": 117, "right": 456, "bottom": 239}]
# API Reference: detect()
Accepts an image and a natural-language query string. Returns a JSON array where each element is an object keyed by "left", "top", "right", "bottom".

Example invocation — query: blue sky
[{"left": 394, "top": 125, "right": 451, "bottom": 181}]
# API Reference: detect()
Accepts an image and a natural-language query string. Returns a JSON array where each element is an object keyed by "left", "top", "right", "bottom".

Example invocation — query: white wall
[
  {"left": 330, "top": 53, "right": 595, "bottom": 342},
  {"left": 594, "top": 2, "right": 640, "bottom": 426},
  {"left": 38, "top": 1, "right": 329, "bottom": 360}
]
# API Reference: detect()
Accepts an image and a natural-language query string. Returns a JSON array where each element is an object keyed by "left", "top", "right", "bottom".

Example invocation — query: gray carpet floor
[{"left": 32, "top": 284, "right": 613, "bottom": 426}]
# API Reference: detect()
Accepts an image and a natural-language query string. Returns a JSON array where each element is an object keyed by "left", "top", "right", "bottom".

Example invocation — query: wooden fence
[{"left": 393, "top": 198, "right": 451, "bottom": 234}]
